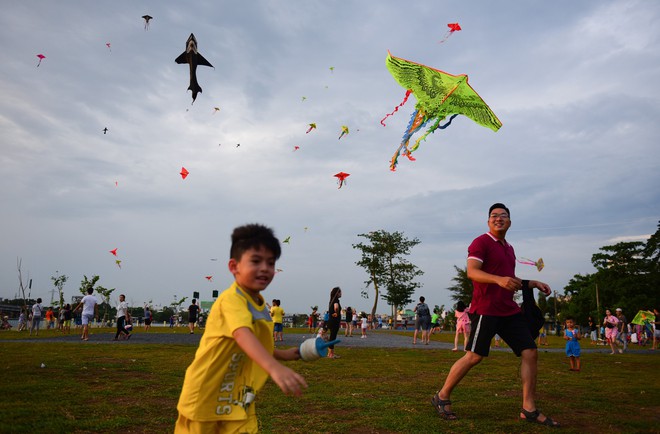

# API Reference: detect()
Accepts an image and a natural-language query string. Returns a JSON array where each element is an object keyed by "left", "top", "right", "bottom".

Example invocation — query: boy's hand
[{"left": 270, "top": 364, "right": 308, "bottom": 397}]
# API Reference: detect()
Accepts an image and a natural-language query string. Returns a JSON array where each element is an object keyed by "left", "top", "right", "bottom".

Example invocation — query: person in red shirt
[{"left": 431, "top": 203, "right": 560, "bottom": 427}]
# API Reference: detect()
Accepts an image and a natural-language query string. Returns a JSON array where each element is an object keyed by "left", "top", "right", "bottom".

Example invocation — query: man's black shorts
[{"left": 466, "top": 312, "right": 537, "bottom": 357}]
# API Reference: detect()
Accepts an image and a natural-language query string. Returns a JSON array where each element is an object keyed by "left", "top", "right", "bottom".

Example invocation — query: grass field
[{"left": 1, "top": 327, "right": 658, "bottom": 433}]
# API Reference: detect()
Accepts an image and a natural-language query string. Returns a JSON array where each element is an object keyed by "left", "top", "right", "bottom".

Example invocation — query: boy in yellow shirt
[
  {"left": 175, "top": 224, "right": 308, "bottom": 433},
  {"left": 270, "top": 299, "right": 284, "bottom": 342}
]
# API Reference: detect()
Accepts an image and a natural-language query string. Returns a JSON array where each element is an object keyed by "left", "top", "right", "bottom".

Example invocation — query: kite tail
[
  {"left": 380, "top": 90, "right": 412, "bottom": 126},
  {"left": 390, "top": 110, "right": 428, "bottom": 171},
  {"left": 410, "top": 114, "right": 458, "bottom": 153}
]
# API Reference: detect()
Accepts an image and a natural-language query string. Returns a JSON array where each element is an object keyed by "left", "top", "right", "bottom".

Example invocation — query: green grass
[{"left": 1, "top": 327, "right": 658, "bottom": 433}]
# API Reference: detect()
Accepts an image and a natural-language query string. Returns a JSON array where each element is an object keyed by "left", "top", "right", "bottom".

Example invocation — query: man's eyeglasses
[{"left": 489, "top": 213, "right": 509, "bottom": 219}]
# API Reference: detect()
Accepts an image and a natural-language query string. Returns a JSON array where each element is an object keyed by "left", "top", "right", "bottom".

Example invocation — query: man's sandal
[
  {"left": 520, "top": 408, "right": 560, "bottom": 427},
  {"left": 431, "top": 394, "right": 457, "bottom": 420}
]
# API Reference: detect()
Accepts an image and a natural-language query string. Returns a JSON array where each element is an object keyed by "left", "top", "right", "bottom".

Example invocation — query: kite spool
[{"left": 299, "top": 337, "right": 329, "bottom": 361}]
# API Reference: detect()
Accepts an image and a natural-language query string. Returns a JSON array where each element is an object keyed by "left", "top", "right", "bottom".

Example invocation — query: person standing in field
[
  {"left": 114, "top": 294, "right": 132, "bottom": 341},
  {"left": 270, "top": 299, "right": 284, "bottom": 342},
  {"left": 564, "top": 317, "right": 581, "bottom": 371},
  {"left": 432, "top": 203, "right": 559, "bottom": 427},
  {"left": 29, "top": 298, "right": 43, "bottom": 336},
  {"left": 452, "top": 301, "right": 471, "bottom": 352},
  {"left": 75, "top": 288, "right": 98, "bottom": 341},
  {"left": 188, "top": 299, "right": 200, "bottom": 334},
  {"left": 603, "top": 309, "right": 620, "bottom": 355},
  {"left": 326, "top": 287, "right": 342, "bottom": 359}
]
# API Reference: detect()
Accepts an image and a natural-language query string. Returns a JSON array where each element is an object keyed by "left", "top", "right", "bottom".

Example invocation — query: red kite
[
  {"left": 110, "top": 248, "right": 118, "bottom": 256},
  {"left": 334, "top": 172, "right": 350, "bottom": 189},
  {"left": 36, "top": 54, "right": 45, "bottom": 67},
  {"left": 293, "top": 146, "right": 300, "bottom": 152},
  {"left": 180, "top": 167, "right": 189, "bottom": 179},
  {"left": 205, "top": 276, "right": 213, "bottom": 282},
  {"left": 106, "top": 42, "right": 111, "bottom": 52},
  {"left": 439, "top": 22, "right": 461, "bottom": 44}
]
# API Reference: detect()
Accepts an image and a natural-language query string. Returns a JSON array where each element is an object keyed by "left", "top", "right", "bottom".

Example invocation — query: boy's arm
[{"left": 233, "top": 327, "right": 307, "bottom": 396}]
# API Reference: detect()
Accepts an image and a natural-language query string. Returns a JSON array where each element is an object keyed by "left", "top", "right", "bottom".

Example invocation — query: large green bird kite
[{"left": 382, "top": 52, "right": 502, "bottom": 171}]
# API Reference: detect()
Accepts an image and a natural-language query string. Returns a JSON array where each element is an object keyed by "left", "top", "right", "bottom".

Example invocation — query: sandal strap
[{"left": 521, "top": 408, "right": 540, "bottom": 420}]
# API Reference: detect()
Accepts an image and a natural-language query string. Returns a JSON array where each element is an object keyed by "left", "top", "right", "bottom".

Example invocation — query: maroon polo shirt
[{"left": 467, "top": 232, "right": 521, "bottom": 317}]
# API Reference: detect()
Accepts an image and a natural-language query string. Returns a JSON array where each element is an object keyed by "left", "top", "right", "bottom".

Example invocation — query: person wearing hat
[{"left": 615, "top": 308, "right": 628, "bottom": 353}]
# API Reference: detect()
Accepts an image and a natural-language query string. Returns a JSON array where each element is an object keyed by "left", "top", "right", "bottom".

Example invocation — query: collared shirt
[
  {"left": 177, "top": 282, "right": 273, "bottom": 422},
  {"left": 467, "top": 232, "right": 520, "bottom": 317}
]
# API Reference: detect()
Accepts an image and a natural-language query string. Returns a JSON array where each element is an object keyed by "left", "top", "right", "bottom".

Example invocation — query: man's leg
[
  {"left": 437, "top": 351, "right": 482, "bottom": 405},
  {"left": 520, "top": 348, "right": 559, "bottom": 425}
]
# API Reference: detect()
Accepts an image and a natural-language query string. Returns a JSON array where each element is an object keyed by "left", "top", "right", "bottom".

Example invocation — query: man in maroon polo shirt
[{"left": 431, "top": 203, "right": 560, "bottom": 427}]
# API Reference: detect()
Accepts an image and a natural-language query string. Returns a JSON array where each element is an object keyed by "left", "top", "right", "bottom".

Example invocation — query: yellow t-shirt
[
  {"left": 270, "top": 306, "right": 284, "bottom": 324},
  {"left": 176, "top": 282, "right": 274, "bottom": 422}
]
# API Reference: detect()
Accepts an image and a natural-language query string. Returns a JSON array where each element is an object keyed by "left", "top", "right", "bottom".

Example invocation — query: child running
[
  {"left": 175, "top": 224, "right": 307, "bottom": 433},
  {"left": 563, "top": 317, "right": 581, "bottom": 371}
]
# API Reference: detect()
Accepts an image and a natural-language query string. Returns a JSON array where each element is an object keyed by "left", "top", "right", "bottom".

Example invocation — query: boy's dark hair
[
  {"left": 419, "top": 296, "right": 425, "bottom": 302},
  {"left": 37, "top": 298, "right": 42, "bottom": 303},
  {"left": 565, "top": 316, "right": 574, "bottom": 321},
  {"left": 456, "top": 300, "right": 467, "bottom": 312},
  {"left": 192, "top": 299, "right": 196, "bottom": 304},
  {"left": 230, "top": 224, "right": 281, "bottom": 261},
  {"left": 87, "top": 287, "right": 94, "bottom": 295}
]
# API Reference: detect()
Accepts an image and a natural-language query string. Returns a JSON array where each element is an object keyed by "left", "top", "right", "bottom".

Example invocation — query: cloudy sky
[{"left": 1, "top": 1, "right": 658, "bottom": 314}]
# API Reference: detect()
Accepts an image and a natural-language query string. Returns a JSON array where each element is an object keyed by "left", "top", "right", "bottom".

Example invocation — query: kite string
[
  {"left": 380, "top": 90, "right": 412, "bottom": 126},
  {"left": 410, "top": 114, "right": 458, "bottom": 153}
]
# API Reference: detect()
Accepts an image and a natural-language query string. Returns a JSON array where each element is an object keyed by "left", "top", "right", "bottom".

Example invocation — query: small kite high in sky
[
  {"left": 283, "top": 236, "right": 291, "bottom": 244},
  {"left": 439, "top": 22, "right": 461, "bottom": 43},
  {"left": 517, "top": 257, "right": 544, "bottom": 272},
  {"left": 142, "top": 15, "right": 152, "bottom": 30},
  {"left": 381, "top": 52, "right": 502, "bottom": 171},
  {"left": 109, "top": 248, "right": 118, "bottom": 256},
  {"left": 306, "top": 123, "right": 317, "bottom": 134},
  {"left": 338, "top": 126, "right": 349, "bottom": 140},
  {"left": 102, "top": 127, "right": 108, "bottom": 134},
  {"left": 293, "top": 146, "right": 300, "bottom": 152},
  {"left": 106, "top": 42, "right": 112, "bottom": 52},
  {"left": 115, "top": 260, "right": 122, "bottom": 269},
  {"left": 180, "top": 167, "right": 189, "bottom": 179},
  {"left": 334, "top": 172, "right": 350, "bottom": 189},
  {"left": 36, "top": 54, "right": 45, "bottom": 67},
  {"left": 212, "top": 107, "right": 220, "bottom": 114},
  {"left": 205, "top": 276, "right": 213, "bottom": 282},
  {"left": 175, "top": 33, "right": 213, "bottom": 104}
]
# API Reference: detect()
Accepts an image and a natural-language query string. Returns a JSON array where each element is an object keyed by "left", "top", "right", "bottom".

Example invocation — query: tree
[
  {"left": 96, "top": 285, "right": 116, "bottom": 326},
  {"left": 353, "top": 230, "right": 424, "bottom": 326},
  {"left": 559, "top": 220, "right": 660, "bottom": 324},
  {"left": 51, "top": 272, "right": 68, "bottom": 311},
  {"left": 79, "top": 275, "right": 100, "bottom": 296},
  {"left": 446, "top": 265, "right": 472, "bottom": 305}
]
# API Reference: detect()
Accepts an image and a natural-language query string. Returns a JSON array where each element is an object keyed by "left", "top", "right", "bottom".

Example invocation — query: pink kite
[
  {"left": 439, "top": 22, "right": 461, "bottom": 44},
  {"left": 109, "top": 248, "right": 118, "bottom": 256},
  {"left": 517, "top": 257, "right": 544, "bottom": 272},
  {"left": 334, "top": 172, "right": 350, "bottom": 189},
  {"left": 293, "top": 146, "right": 300, "bottom": 152},
  {"left": 106, "top": 42, "right": 112, "bottom": 52},
  {"left": 180, "top": 167, "right": 189, "bottom": 179},
  {"left": 36, "top": 54, "right": 46, "bottom": 67},
  {"left": 306, "top": 123, "right": 317, "bottom": 134}
]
